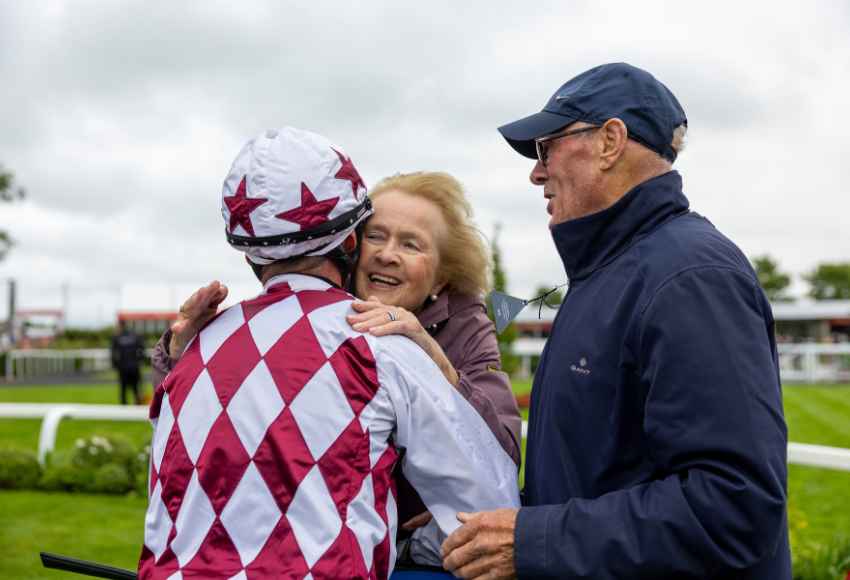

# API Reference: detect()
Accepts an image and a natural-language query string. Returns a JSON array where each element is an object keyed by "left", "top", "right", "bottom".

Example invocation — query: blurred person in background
[{"left": 111, "top": 319, "right": 145, "bottom": 405}]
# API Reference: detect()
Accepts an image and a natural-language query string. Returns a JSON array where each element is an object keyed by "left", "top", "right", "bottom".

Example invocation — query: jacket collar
[
  {"left": 262, "top": 272, "right": 339, "bottom": 293},
  {"left": 416, "top": 291, "right": 451, "bottom": 329},
  {"left": 550, "top": 170, "right": 689, "bottom": 280},
  {"left": 415, "top": 290, "right": 484, "bottom": 331}
]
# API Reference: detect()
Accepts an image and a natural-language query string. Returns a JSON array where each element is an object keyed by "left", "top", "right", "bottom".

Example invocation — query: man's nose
[{"left": 530, "top": 160, "right": 547, "bottom": 185}]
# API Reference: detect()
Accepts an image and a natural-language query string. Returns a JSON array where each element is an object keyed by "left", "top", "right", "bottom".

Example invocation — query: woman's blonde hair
[{"left": 369, "top": 172, "right": 491, "bottom": 297}]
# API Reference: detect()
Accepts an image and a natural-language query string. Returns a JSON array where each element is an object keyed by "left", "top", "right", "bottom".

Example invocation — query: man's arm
[
  {"left": 110, "top": 336, "right": 119, "bottom": 369},
  {"left": 374, "top": 334, "right": 521, "bottom": 536},
  {"left": 135, "top": 334, "right": 146, "bottom": 365},
  {"left": 510, "top": 267, "right": 787, "bottom": 578}
]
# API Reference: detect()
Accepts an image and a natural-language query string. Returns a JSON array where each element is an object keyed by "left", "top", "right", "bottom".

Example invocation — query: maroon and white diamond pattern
[
  {"left": 219, "top": 462, "right": 282, "bottom": 566},
  {"left": 286, "top": 464, "right": 342, "bottom": 568},
  {"left": 288, "top": 361, "right": 356, "bottom": 461},
  {"left": 227, "top": 360, "right": 285, "bottom": 456},
  {"left": 141, "top": 275, "right": 396, "bottom": 580}
]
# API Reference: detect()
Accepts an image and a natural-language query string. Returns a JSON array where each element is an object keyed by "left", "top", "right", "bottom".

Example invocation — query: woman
[
  {"left": 346, "top": 172, "right": 521, "bottom": 555},
  {"left": 149, "top": 171, "right": 520, "bottom": 571},
  {"left": 349, "top": 172, "right": 520, "bottom": 465}
]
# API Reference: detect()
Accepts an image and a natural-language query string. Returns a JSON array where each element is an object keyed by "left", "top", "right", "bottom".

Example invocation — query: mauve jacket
[{"left": 150, "top": 289, "right": 522, "bottom": 523}]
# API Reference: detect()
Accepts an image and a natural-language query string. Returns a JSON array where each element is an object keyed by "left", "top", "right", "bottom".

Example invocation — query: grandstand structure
[{"left": 116, "top": 310, "right": 178, "bottom": 336}]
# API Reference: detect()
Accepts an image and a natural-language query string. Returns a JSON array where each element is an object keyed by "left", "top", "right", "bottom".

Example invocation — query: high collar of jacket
[
  {"left": 415, "top": 290, "right": 482, "bottom": 330},
  {"left": 551, "top": 170, "right": 690, "bottom": 280}
]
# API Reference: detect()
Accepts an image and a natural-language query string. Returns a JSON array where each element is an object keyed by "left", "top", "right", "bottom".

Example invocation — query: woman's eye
[{"left": 404, "top": 241, "right": 420, "bottom": 250}]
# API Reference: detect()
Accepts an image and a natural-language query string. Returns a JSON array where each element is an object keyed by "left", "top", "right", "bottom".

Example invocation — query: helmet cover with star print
[{"left": 222, "top": 126, "right": 372, "bottom": 264}]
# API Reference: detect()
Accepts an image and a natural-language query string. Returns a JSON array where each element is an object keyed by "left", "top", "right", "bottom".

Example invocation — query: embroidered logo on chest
[{"left": 570, "top": 357, "right": 591, "bottom": 375}]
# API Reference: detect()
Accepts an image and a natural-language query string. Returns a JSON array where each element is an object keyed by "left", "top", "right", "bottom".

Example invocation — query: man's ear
[
  {"left": 598, "top": 118, "right": 629, "bottom": 170},
  {"left": 342, "top": 232, "right": 358, "bottom": 253}
]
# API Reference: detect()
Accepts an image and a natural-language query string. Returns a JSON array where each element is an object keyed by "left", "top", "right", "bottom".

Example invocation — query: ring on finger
[{"left": 387, "top": 310, "right": 397, "bottom": 322}]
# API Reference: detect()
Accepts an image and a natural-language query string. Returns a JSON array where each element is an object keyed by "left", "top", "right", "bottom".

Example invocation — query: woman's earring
[{"left": 430, "top": 293, "right": 439, "bottom": 302}]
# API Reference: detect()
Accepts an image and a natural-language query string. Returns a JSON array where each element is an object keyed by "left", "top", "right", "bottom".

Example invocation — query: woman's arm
[
  {"left": 150, "top": 329, "right": 175, "bottom": 389},
  {"left": 150, "top": 281, "right": 229, "bottom": 389},
  {"left": 447, "top": 306, "right": 522, "bottom": 467}
]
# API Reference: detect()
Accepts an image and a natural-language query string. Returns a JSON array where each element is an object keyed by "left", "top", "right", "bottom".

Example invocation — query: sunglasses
[{"left": 534, "top": 125, "right": 600, "bottom": 166}]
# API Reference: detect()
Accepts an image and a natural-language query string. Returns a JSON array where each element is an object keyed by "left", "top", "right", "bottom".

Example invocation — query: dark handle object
[
  {"left": 40, "top": 551, "right": 446, "bottom": 579},
  {"left": 40, "top": 552, "right": 137, "bottom": 579}
]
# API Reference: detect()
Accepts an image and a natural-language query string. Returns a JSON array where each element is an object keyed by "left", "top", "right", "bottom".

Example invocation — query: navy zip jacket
[{"left": 515, "top": 171, "right": 790, "bottom": 579}]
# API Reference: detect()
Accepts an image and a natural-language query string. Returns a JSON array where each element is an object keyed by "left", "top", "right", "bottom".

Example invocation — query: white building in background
[
  {"left": 511, "top": 299, "right": 850, "bottom": 383},
  {"left": 771, "top": 300, "right": 850, "bottom": 343}
]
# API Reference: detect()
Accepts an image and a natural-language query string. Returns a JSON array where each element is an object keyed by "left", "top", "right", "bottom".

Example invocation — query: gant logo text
[{"left": 570, "top": 357, "right": 591, "bottom": 375}]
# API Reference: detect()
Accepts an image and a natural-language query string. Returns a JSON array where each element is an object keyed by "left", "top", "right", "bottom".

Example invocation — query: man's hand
[
  {"left": 168, "top": 281, "right": 228, "bottom": 360},
  {"left": 442, "top": 509, "right": 518, "bottom": 579}
]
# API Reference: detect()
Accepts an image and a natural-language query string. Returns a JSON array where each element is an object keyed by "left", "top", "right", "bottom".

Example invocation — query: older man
[{"left": 442, "top": 63, "right": 790, "bottom": 579}]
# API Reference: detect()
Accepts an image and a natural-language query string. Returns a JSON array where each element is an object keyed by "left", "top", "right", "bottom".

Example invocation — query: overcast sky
[{"left": 1, "top": 1, "right": 848, "bottom": 326}]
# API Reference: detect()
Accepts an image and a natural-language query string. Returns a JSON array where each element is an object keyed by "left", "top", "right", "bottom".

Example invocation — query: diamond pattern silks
[{"left": 141, "top": 276, "right": 395, "bottom": 580}]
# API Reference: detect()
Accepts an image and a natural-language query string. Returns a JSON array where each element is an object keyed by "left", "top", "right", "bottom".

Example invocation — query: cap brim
[{"left": 498, "top": 110, "right": 577, "bottom": 159}]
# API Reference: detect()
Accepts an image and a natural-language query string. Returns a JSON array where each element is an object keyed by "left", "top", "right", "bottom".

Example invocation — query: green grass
[
  {"left": 0, "top": 383, "right": 154, "bottom": 453},
  {"left": 0, "top": 381, "right": 849, "bottom": 577},
  {"left": 511, "top": 378, "right": 532, "bottom": 396},
  {"left": 0, "top": 382, "right": 152, "bottom": 404},
  {"left": 0, "top": 490, "right": 146, "bottom": 579},
  {"left": 784, "top": 386, "right": 850, "bottom": 447}
]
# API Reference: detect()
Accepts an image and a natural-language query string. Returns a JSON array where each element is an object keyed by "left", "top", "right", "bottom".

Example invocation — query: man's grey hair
[{"left": 671, "top": 124, "right": 688, "bottom": 155}]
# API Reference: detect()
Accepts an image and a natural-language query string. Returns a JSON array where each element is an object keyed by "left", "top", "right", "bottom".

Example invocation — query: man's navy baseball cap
[{"left": 498, "top": 62, "right": 687, "bottom": 162}]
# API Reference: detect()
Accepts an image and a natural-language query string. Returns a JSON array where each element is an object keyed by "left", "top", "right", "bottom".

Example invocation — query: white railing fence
[
  {"left": 4, "top": 343, "right": 849, "bottom": 384},
  {"left": 0, "top": 403, "right": 149, "bottom": 464},
  {"left": 512, "top": 340, "right": 850, "bottom": 383},
  {"left": 3, "top": 349, "right": 112, "bottom": 382},
  {"left": 778, "top": 342, "right": 850, "bottom": 383},
  {"left": 1, "top": 403, "right": 848, "bottom": 473},
  {"left": 2, "top": 348, "right": 158, "bottom": 382}
]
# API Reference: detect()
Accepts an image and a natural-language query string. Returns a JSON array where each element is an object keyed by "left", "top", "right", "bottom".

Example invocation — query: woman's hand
[
  {"left": 348, "top": 296, "right": 427, "bottom": 343},
  {"left": 169, "top": 281, "right": 228, "bottom": 360},
  {"left": 347, "top": 296, "right": 459, "bottom": 386}
]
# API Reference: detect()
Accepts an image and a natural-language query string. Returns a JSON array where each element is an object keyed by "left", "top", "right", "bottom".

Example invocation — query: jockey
[{"left": 138, "top": 127, "right": 519, "bottom": 579}]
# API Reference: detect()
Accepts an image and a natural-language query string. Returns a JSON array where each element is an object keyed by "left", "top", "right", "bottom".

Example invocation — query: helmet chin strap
[
  {"left": 249, "top": 260, "right": 265, "bottom": 282},
  {"left": 326, "top": 246, "right": 357, "bottom": 290},
  {"left": 246, "top": 228, "right": 364, "bottom": 288},
  {"left": 326, "top": 228, "right": 362, "bottom": 291}
]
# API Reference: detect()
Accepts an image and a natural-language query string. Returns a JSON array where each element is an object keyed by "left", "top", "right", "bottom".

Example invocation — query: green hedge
[
  {"left": 0, "top": 435, "right": 150, "bottom": 496},
  {"left": 0, "top": 448, "right": 42, "bottom": 489}
]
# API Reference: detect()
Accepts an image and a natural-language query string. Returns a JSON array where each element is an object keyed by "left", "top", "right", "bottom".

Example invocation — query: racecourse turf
[{"left": 1, "top": 381, "right": 849, "bottom": 577}]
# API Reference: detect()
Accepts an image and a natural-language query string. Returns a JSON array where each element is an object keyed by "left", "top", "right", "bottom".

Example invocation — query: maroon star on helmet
[
  {"left": 224, "top": 175, "right": 268, "bottom": 236},
  {"left": 332, "top": 148, "right": 365, "bottom": 198},
  {"left": 276, "top": 182, "right": 339, "bottom": 230}
]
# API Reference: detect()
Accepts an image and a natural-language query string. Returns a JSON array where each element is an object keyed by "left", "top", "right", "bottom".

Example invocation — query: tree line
[
  {"left": 527, "top": 256, "right": 850, "bottom": 306},
  {"left": 1, "top": 165, "right": 26, "bottom": 262},
  {"left": 753, "top": 255, "right": 850, "bottom": 301}
]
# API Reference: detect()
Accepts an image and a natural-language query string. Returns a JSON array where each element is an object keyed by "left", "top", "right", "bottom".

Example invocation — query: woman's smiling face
[{"left": 355, "top": 190, "right": 447, "bottom": 312}]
